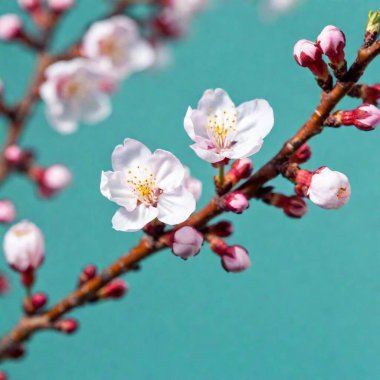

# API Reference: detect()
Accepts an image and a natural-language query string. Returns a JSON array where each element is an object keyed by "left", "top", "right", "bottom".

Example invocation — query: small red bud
[
  {"left": 0, "top": 371, "right": 7, "bottom": 380},
  {"left": 54, "top": 318, "right": 78, "bottom": 334},
  {"left": 283, "top": 196, "right": 308, "bottom": 218},
  {"left": 78, "top": 264, "right": 97, "bottom": 286},
  {"left": 98, "top": 280, "right": 128, "bottom": 300},
  {"left": 7, "top": 345, "right": 25, "bottom": 359},
  {"left": 230, "top": 158, "right": 253, "bottom": 179},
  {"left": 291, "top": 144, "right": 312, "bottom": 164},
  {"left": 31, "top": 292, "right": 48, "bottom": 310}
]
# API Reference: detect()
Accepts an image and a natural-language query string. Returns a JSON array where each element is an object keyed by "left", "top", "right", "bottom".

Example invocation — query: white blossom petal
[
  {"left": 111, "top": 138, "right": 152, "bottom": 172},
  {"left": 100, "top": 171, "right": 137, "bottom": 211},
  {"left": 112, "top": 205, "right": 158, "bottom": 232},
  {"left": 157, "top": 186, "right": 195, "bottom": 224},
  {"left": 197, "top": 88, "right": 235, "bottom": 113},
  {"left": 147, "top": 149, "right": 185, "bottom": 189}
]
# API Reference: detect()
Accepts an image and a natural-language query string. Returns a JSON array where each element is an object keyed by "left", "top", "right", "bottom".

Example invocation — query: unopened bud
[
  {"left": 0, "top": 371, "right": 7, "bottom": 380},
  {"left": 282, "top": 196, "right": 308, "bottom": 218},
  {"left": 293, "top": 39, "right": 329, "bottom": 79},
  {"left": 171, "top": 226, "right": 203, "bottom": 259},
  {"left": 340, "top": 104, "right": 380, "bottom": 131},
  {"left": 317, "top": 25, "right": 346, "bottom": 64},
  {"left": 223, "top": 191, "right": 249, "bottom": 214},
  {"left": 0, "top": 15, "right": 23, "bottom": 41},
  {"left": 291, "top": 144, "right": 312, "bottom": 164},
  {"left": 18, "top": 0, "right": 41, "bottom": 12},
  {"left": 221, "top": 245, "right": 251, "bottom": 273},
  {"left": 0, "top": 200, "right": 16, "bottom": 224},
  {"left": 78, "top": 264, "right": 97, "bottom": 287},
  {"left": 54, "top": 318, "right": 78, "bottom": 334},
  {"left": 7, "top": 345, "right": 25, "bottom": 359},
  {"left": 0, "top": 273, "right": 9, "bottom": 295},
  {"left": 37, "top": 164, "right": 72, "bottom": 197},
  {"left": 97, "top": 279, "right": 128, "bottom": 300},
  {"left": 47, "top": 0, "right": 75, "bottom": 12}
]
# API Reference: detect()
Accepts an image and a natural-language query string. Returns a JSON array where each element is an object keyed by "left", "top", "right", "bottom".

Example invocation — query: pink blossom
[
  {"left": 0, "top": 15, "right": 23, "bottom": 41},
  {"left": 317, "top": 25, "right": 346, "bottom": 63},
  {"left": 0, "top": 200, "right": 16, "bottom": 224},
  {"left": 224, "top": 191, "right": 249, "bottom": 214},
  {"left": 221, "top": 245, "right": 251, "bottom": 273}
]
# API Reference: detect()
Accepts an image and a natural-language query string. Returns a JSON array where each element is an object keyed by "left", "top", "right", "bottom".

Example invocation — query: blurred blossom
[
  {"left": 3, "top": 221, "right": 45, "bottom": 273},
  {"left": 101, "top": 139, "right": 196, "bottom": 232},
  {"left": 183, "top": 166, "right": 202, "bottom": 201},
  {"left": 40, "top": 59, "right": 112, "bottom": 134},
  {"left": 184, "top": 88, "right": 274, "bottom": 163},
  {"left": 82, "top": 16, "right": 155, "bottom": 80},
  {"left": 260, "top": 0, "right": 302, "bottom": 20}
]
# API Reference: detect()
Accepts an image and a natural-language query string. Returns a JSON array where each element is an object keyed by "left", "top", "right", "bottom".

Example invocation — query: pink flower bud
[
  {"left": 31, "top": 292, "right": 48, "bottom": 310},
  {"left": 317, "top": 25, "right": 346, "bottom": 64},
  {"left": 0, "top": 273, "right": 9, "bottom": 295},
  {"left": 306, "top": 167, "right": 351, "bottom": 209},
  {"left": 341, "top": 104, "right": 380, "bottom": 131},
  {"left": 221, "top": 245, "right": 251, "bottom": 273},
  {"left": 4, "top": 145, "right": 24, "bottom": 166},
  {"left": 208, "top": 221, "right": 233, "bottom": 238},
  {"left": 230, "top": 158, "right": 254, "bottom": 179},
  {"left": 38, "top": 164, "right": 72, "bottom": 197},
  {"left": 3, "top": 221, "right": 45, "bottom": 274},
  {"left": 47, "top": 0, "right": 75, "bottom": 12},
  {"left": 18, "top": 0, "right": 41, "bottom": 12},
  {"left": 172, "top": 226, "right": 203, "bottom": 259},
  {"left": 282, "top": 196, "right": 308, "bottom": 218},
  {"left": 54, "top": 318, "right": 78, "bottom": 334},
  {"left": 0, "top": 15, "right": 23, "bottom": 41},
  {"left": 224, "top": 191, "right": 249, "bottom": 214},
  {"left": 293, "top": 39, "right": 328, "bottom": 78},
  {"left": 0, "top": 200, "right": 16, "bottom": 224},
  {"left": 291, "top": 144, "right": 312, "bottom": 164},
  {"left": 0, "top": 371, "right": 7, "bottom": 380},
  {"left": 78, "top": 264, "right": 97, "bottom": 286},
  {"left": 98, "top": 279, "right": 128, "bottom": 299}
]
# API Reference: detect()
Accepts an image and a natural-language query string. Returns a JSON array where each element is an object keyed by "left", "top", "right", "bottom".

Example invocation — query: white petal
[
  {"left": 236, "top": 99, "right": 274, "bottom": 141},
  {"left": 127, "top": 39, "right": 155, "bottom": 72},
  {"left": 190, "top": 142, "right": 225, "bottom": 163},
  {"left": 147, "top": 149, "right": 185, "bottom": 190},
  {"left": 112, "top": 205, "right": 158, "bottom": 232},
  {"left": 100, "top": 171, "right": 137, "bottom": 211},
  {"left": 226, "top": 137, "right": 264, "bottom": 160},
  {"left": 157, "top": 186, "right": 195, "bottom": 225},
  {"left": 197, "top": 88, "right": 235, "bottom": 113},
  {"left": 46, "top": 107, "right": 78, "bottom": 134},
  {"left": 184, "top": 106, "right": 196, "bottom": 140},
  {"left": 81, "top": 92, "right": 112, "bottom": 125},
  {"left": 111, "top": 138, "right": 152, "bottom": 171}
]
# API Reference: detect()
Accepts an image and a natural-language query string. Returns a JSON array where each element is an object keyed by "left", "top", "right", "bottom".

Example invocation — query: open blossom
[
  {"left": 3, "top": 221, "right": 45, "bottom": 273},
  {"left": 82, "top": 16, "right": 155, "bottom": 80},
  {"left": 155, "top": 0, "right": 206, "bottom": 36},
  {"left": 101, "top": 139, "right": 196, "bottom": 232},
  {"left": 184, "top": 89, "right": 274, "bottom": 163},
  {"left": 40, "top": 59, "right": 112, "bottom": 134},
  {"left": 297, "top": 167, "right": 351, "bottom": 209}
]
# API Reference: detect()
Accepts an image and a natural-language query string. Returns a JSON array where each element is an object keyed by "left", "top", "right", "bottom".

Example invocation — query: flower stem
[{"left": 218, "top": 165, "right": 225, "bottom": 187}]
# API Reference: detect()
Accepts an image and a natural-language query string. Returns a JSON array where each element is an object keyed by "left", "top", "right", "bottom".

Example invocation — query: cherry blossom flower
[
  {"left": 40, "top": 59, "right": 112, "bottom": 134},
  {"left": 3, "top": 221, "right": 45, "bottom": 273},
  {"left": 82, "top": 16, "right": 155, "bottom": 80},
  {"left": 101, "top": 139, "right": 196, "bottom": 232},
  {"left": 184, "top": 88, "right": 274, "bottom": 163}
]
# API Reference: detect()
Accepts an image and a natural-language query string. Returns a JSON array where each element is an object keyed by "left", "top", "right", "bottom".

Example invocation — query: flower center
[
  {"left": 126, "top": 166, "right": 162, "bottom": 207},
  {"left": 99, "top": 36, "right": 126, "bottom": 63},
  {"left": 336, "top": 187, "right": 348, "bottom": 201},
  {"left": 58, "top": 76, "right": 89, "bottom": 101},
  {"left": 207, "top": 108, "right": 237, "bottom": 152}
]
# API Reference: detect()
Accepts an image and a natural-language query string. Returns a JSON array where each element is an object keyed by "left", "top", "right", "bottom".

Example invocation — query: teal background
[{"left": 1, "top": 0, "right": 380, "bottom": 379}]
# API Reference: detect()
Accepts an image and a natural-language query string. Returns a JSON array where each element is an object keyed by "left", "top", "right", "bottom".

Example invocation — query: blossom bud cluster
[{"left": 294, "top": 25, "right": 346, "bottom": 81}]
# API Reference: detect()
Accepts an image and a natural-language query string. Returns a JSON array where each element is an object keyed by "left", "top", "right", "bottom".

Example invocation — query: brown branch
[{"left": 1, "top": 30, "right": 380, "bottom": 362}]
